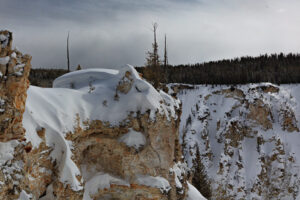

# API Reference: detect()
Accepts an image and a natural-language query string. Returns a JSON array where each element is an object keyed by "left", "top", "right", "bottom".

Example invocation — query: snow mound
[
  {"left": 23, "top": 65, "right": 179, "bottom": 191},
  {"left": 52, "top": 65, "right": 179, "bottom": 123}
]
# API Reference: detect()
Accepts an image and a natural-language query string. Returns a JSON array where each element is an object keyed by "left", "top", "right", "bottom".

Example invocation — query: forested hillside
[
  {"left": 137, "top": 53, "right": 300, "bottom": 84},
  {"left": 29, "top": 68, "right": 68, "bottom": 87}
]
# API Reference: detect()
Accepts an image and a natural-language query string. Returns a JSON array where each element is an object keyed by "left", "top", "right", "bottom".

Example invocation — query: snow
[
  {"left": 39, "top": 184, "right": 55, "bottom": 200},
  {"left": 169, "top": 162, "right": 188, "bottom": 191},
  {"left": 0, "top": 33, "right": 9, "bottom": 48},
  {"left": 0, "top": 140, "right": 19, "bottom": 165},
  {"left": 14, "top": 63, "right": 25, "bottom": 76},
  {"left": 187, "top": 182, "right": 207, "bottom": 200},
  {"left": 0, "top": 98, "right": 5, "bottom": 113},
  {"left": 0, "top": 34, "right": 6, "bottom": 41},
  {"left": 11, "top": 52, "right": 16, "bottom": 58},
  {"left": 52, "top": 65, "right": 179, "bottom": 124},
  {"left": 83, "top": 172, "right": 129, "bottom": 200},
  {"left": 118, "top": 128, "right": 146, "bottom": 150},
  {"left": 135, "top": 175, "right": 171, "bottom": 193},
  {"left": 0, "top": 56, "right": 9, "bottom": 65},
  {"left": 23, "top": 65, "right": 179, "bottom": 191},
  {"left": 242, "top": 137, "right": 261, "bottom": 188},
  {"left": 18, "top": 190, "right": 32, "bottom": 200}
]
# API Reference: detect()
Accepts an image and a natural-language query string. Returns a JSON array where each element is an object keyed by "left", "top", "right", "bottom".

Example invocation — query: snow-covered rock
[
  {"left": 17, "top": 64, "right": 186, "bottom": 199},
  {"left": 176, "top": 83, "right": 300, "bottom": 199},
  {"left": 0, "top": 30, "right": 207, "bottom": 200}
]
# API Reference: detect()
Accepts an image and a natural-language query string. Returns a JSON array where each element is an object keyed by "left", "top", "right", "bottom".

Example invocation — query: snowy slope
[
  {"left": 176, "top": 83, "right": 300, "bottom": 199},
  {"left": 22, "top": 65, "right": 180, "bottom": 193}
]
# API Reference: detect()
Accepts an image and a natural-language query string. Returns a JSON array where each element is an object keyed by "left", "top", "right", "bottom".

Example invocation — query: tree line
[{"left": 137, "top": 53, "right": 300, "bottom": 85}]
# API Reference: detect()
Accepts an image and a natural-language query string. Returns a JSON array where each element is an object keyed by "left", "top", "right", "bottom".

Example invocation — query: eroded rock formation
[
  {"left": 0, "top": 30, "right": 31, "bottom": 142},
  {"left": 0, "top": 31, "right": 195, "bottom": 200},
  {"left": 0, "top": 30, "right": 33, "bottom": 199}
]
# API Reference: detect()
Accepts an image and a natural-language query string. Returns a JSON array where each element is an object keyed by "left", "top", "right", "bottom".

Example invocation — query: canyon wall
[{"left": 176, "top": 83, "right": 300, "bottom": 200}]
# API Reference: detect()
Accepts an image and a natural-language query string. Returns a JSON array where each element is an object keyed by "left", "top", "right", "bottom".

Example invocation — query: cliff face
[
  {"left": 0, "top": 31, "right": 203, "bottom": 200},
  {"left": 0, "top": 30, "right": 33, "bottom": 199},
  {"left": 176, "top": 83, "right": 300, "bottom": 200},
  {"left": 0, "top": 30, "right": 31, "bottom": 142}
]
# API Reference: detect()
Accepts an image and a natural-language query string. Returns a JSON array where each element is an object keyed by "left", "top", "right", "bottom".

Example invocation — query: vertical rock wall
[{"left": 0, "top": 30, "right": 31, "bottom": 142}]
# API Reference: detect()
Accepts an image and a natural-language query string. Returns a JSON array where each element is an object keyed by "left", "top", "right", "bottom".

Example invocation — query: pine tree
[{"left": 192, "top": 144, "right": 212, "bottom": 199}]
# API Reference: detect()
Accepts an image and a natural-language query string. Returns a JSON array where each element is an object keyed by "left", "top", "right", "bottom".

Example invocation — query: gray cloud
[{"left": 1, "top": 0, "right": 300, "bottom": 69}]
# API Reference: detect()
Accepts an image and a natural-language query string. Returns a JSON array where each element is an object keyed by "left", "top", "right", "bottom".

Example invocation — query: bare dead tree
[
  {"left": 67, "top": 31, "right": 70, "bottom": 72},
  {"left": 164, "top": 34, "right": 168, "bottom": 67},
  {"left": 152, "top": 22, "right": 159, "bottom": 68}
]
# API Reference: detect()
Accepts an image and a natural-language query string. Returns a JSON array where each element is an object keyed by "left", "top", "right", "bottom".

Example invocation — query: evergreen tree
[{"left": 192, "top": 144, "right": 212, "bottom": 199}]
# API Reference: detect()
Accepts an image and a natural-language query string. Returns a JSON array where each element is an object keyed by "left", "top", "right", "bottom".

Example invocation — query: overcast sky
[{"left": 1, "top": 0, "right": 300, "bottom": 69}]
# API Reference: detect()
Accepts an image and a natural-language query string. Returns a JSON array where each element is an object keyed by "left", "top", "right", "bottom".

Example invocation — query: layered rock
[{"left": 177, "top": 83, "right": 300, "bottom": 199}]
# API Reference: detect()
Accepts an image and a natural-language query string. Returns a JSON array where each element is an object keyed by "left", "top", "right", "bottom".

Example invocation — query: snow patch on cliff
[
  {"left": 135, "top": 175, "right": 171, "bottom": 193},
  {"left": 0, "top": 140, "right": 19, "bottom": 165},
  {"left": 118, "top": 128, "right": 146, "bottom": 150},
  {"left": 83, "top": 172, "right": 129, "bottom": 200}
]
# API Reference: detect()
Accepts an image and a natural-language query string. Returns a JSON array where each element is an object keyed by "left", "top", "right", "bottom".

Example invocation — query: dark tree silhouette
[
  {"left": 137, "top": 53, "right": 300, "bottom": 84},
  {"left": 67, "top": 31, "right": 70, "bottom": 72},
  {"left": 192, "top": 144, "right": 212, "bottom": 199},
  {"left": 143, "top": 23, "right": 163, "bottom": 88}
]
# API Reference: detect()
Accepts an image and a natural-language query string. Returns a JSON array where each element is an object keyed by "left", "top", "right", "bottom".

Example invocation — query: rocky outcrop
[
  {"left": 0, "top": 30, "right": 31, "bottom": 142},
  {"left": 0, "top": 32, "right": 194, "bottom": 199},
  {"left": 178, "top": 83, "right": 300, "bottom": 200},
  {"left": 0, "top": 30, "right": 32, "bottom": 199},
  {"left": 0, "top": 30, "right": 205, "bottom": 200}
]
